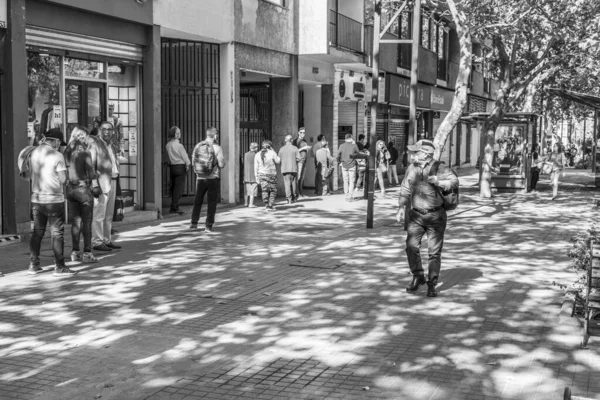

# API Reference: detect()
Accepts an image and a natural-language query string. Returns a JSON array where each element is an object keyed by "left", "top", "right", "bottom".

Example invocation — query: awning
[{"left": 547, "top": 88, "right": 600, "bottom": 109}]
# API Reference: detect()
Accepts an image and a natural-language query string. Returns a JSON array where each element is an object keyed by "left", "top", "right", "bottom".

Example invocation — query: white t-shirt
[{"left": 30, "top": 144, "right": 66, "bottom": 204}]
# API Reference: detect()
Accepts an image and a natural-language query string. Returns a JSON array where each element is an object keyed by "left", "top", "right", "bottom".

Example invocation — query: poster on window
[
  {"left": 52, "top": 105, "right": 63, "bottom": 124},
  {"left": 129, "top": 128, "right": 137, "bottom": 142},
  {"left": 129, "top": 140, "right": 138, "bottom": 157}
]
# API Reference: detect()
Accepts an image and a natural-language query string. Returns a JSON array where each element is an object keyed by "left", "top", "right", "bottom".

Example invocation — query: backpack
[
  {"left": 429, "top": 160, "right": 459, "bottom": 210},
  {"left": 17, "top": 146, "right": 36, "bottom": 181},
  {"left": 193, "top": 141, "right": 217, "bottom": 176}
]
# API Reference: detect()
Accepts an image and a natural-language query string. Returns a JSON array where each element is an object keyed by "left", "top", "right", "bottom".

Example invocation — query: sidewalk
[{"left": 0, "top": 168, "right": 598, "bottom": 400}]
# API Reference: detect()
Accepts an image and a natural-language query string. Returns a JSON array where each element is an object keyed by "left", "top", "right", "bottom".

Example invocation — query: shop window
[
  {"left": 27, "top": 52, "right": 61, "bottom": 142},
  {"left": 65, "top": 58, "right": 106, "bottom": 80}
]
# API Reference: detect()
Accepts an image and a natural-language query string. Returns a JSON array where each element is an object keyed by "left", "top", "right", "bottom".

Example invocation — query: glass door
[{"left": 65, "top": 80, "right": 106, "bottom": 142}]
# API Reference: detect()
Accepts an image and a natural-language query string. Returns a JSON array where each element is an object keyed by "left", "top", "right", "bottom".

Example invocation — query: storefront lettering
[
  {"left": 431, "top": 93, "right": 445, "bottom": 105},
  {"left": 397, "top": 83, "right": 425, "bottom": 102}
]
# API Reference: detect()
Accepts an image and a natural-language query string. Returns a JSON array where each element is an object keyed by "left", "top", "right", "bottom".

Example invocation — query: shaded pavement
[{"left": 0, "top": 168, "right": 599, "bottom": 400}]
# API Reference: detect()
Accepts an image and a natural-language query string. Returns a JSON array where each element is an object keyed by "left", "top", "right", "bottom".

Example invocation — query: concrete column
[
  {"left": 302, "top": 85, "right": 322, "bottom": 188},
  {"left": 142, "top": 25, "right": 161, "bottom": 216},
  {"left": 3, "top": 0, "right": 29, "bottom": 234},
  {"left": 220, "top": 42, "right": 237, "bottom": 204},
  {"left": 271, "top": 57, "right": 299, "bottom": 195}
]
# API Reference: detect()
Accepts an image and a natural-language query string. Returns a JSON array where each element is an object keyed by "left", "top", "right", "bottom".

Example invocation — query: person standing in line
[
  {"left": 387, "top": 141, "right": 400, "bottom": 186},
  {"left": 337, "top": 133, "right": 361, "bottom": 202},
  {"left": 243, "top": 142, "right": 259, "bottom": 208},
  {"left": 395, "top": 139, "right": 459, "bottom": 298},
  {"left": 165, "top": 126, "right": 190, "bottom": 215},
  {"left": 316, "top": 140, "right": 334, "bottom": 196},
  {"left": 91, "top": 122, "right": 121, "bottom": 252},
  {"left": 63, "top": 126, "right": 98, "bottom": 264},
  {"left": 27, "top": 129, "right": 75, "bottom": 276},
  {"left": 544, "top": 142, "right": 566, "bottom": 200},
  {"left": 255, "top": 140, "right": 281, "bottom": 210},
  {"left": 355, "top": 134, "right": 368, "bottom": 190},
  {"left": 190, "top": 127, "right": 226, "bottom": 232},
  {"left": 293, "top": 128, "right": 310, "bottom": 197},
  {"left": 278, "top": 135, "right": 301, "bottom": 204},
  {"left": 311, "top": 134, "right": 325, "bottom": 194}
]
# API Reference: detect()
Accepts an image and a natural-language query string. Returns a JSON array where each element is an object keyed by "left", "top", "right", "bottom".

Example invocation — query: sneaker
[
  {"left": 28, "top": 265, "right": 43, "bottom": 275},
  {"left": 71, "top": 250, "right": 82, "bottom": 262},
  {"left": 189, "top": 223, "right": 198, "bottom": 230},
  {"left": 106, "top": 242, "right": 121, "bottom": 250},
  {"left": 205, "top": 226, "right": 214, "bottom": 233},
  {"left": 93, "top": 243, "right": 112, "bottom": 252},
  {"left": 248, "top": 204, "right": 257, "bottom": 208},
  {"left": 82, "top": 252, "right": 99, "bottom": 263},
  {"left": 53, "top": 267, "right": 76, "bottom": 277}
]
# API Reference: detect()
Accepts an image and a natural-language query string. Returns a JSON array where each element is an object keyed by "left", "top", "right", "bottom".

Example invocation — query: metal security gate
[
  {"left": 161, "top": 39, "right": 220, "bottom": 201},
  {"left": 240, "top": 84, "right": 271, "bottom": 200}
]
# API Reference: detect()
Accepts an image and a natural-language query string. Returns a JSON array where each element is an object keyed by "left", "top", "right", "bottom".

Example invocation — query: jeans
[
  {"left": 315, "top": 162, "right": 324, "bottom": 195},
  {"left": 191, "top": 178, "right": 220, "bottom": 227},
  {"left": 355, "top": 168, "right": 365, "bottom": 189},
  {"left": 169, "top": 164, "right": 187, "bottom": 211},
  {"left": 30, "top": 202, "right": 65, "bottom": 267},
  {"left": 66, "top": 184, "right": 93, "bottom": 253},
  {"left": 283, "top": 173, "right": 298, "bottom": 200},
  {"left": 92, "top": 179, "right": 117, "bottom": 246},
  {"left": 297, "top": 162, "right": 306, "bottom": 195},
  {"left": 405, "top": 208, "right": 447, "bottom": 282},
  {"left": 341, "top": 167, "right": 357, "bottom": 199},
  {"left": 530, "top": 168, "right": 540, "bottom": 189}
]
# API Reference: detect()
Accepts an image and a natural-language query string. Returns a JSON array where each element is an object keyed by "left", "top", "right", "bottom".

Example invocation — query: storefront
[{"left": 26, "top": 27, "right": 144, "bottom": 211}]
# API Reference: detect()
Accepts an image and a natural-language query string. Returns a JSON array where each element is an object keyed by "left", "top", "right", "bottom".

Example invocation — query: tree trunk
[
  {"left": 433, "top": 0, "right": 472, "bottom": 161},
  {"left": 480, "top": 81, "right": 510, "bottom": 198}
]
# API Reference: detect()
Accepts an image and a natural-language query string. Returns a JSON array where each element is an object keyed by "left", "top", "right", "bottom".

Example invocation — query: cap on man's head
[
  {"left": 44, "top": 129, "right": 67, "bottom": 146},
  {"left": 345, "top": 133, "right": 353, "bottom": 140},
  {"left": 407, "top": 139, "right": 435, "bottom": 154}
]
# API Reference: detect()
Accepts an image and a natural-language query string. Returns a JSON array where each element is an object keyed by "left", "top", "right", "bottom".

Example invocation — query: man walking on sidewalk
[
  {"left": 293, "top": 128, "right": 309, "bottom": 197},
  {"left": 190, "top": 127, "right": 226, "bottom": 232},
  {"left": 27, "top": 129, "right": 75, "bottom": 277},
  {"left": 337, "top": 133, "right": 360, "bottom": 201},
  {"left": 279, "top": 135, "right": 301, "bottom": 204},
  {"left": 395, "top": 139, "right": 458, "bottom": 297}
]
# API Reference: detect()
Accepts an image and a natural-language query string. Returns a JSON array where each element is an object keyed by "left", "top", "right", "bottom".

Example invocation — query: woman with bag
[
  {"left": 254, "top": 140, "right": 280, "bottom": 210},
  {"left": 374, "top": 140, "right": 391, "bottom": 195},
  {"left": 63, "top": 126, "right": 98, "bottom": 263}
]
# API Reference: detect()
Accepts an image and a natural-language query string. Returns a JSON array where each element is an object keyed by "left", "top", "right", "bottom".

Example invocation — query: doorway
[{"left": 65, "top": 80, "right": 106, "bottom": 141}]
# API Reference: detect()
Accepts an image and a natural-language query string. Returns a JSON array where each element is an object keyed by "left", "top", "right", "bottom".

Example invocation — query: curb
[{"left": 0, "top": 235, "right": 22, "bottom": 247}]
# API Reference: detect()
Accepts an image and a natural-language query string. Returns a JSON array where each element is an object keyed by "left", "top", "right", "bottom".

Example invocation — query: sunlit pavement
[{"left": 1, "top": 168, "right": 599, "bottom": 400}]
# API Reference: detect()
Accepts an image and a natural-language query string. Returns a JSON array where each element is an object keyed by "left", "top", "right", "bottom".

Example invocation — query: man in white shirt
[
  {"left": 165, "top": 126, "right": 191, "bottom": 215},
  {"left": 91, "top": 121, "right": 121, "bottom": 251}
]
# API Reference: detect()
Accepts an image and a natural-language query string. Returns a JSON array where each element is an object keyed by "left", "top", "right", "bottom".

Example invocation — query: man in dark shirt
[
  {"left": 395, "top": 139, "right": 459, "bottom": 297},
  {"left": 337, "top": 134, "right": 359, "bottom": 201},
  {"left": 293, "top": 128, "right": 309, "bottom": 197}
]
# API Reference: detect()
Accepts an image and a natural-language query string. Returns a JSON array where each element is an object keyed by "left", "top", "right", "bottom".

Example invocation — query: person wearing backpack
[
  {"left": 395, "top": 139, "right": 459, "bottom": 298},
  {"left": 190, "top": 127, "right": 226, "bottom": 232}
]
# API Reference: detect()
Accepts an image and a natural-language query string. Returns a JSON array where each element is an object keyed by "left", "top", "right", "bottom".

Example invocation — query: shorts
[{"left": 244, "top": 182, "right": 258, "bottom": 196}]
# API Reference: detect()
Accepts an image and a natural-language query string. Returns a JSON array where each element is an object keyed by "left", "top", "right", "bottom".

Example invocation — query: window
[
  {"left": 421, "top": 16, "right": 430, "bottom": 49},
  {"left": 436, "top": 25, "right": 448, "bottom": 80},
  {"left": 397, "top": 11, "right": 412, "bottom": 69}
]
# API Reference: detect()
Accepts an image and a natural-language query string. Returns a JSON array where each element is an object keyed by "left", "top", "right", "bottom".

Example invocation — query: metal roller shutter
[{"left": 26, "top": 26, "right": 143, "bottom": 62}]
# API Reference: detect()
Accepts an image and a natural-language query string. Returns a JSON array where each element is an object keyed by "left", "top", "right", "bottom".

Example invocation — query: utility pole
[
  {"left": 367, "top": 0, "right": 381, "bottom": 228},
  {"left": 408, "top": 0, "right": 421, "bottom": 145}
]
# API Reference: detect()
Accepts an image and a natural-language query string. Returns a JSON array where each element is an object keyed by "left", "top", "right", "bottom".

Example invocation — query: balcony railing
[{"left": 329, "top": 10, "right": 362, "bottom": 53}]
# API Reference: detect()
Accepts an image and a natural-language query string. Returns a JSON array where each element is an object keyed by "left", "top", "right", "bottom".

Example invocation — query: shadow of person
[{"left": 436, "top": 267, "right": 484, "bottom": 293}]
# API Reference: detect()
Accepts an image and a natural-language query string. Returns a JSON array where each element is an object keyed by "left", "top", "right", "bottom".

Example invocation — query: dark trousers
[
  {"left": 297, "top": 162, "right": 306, "bottom": 195},
  {"left": 405, "top": 208, "right": 447, "bottom": 282},
  {"left": 355, "top": 169, "right": 365, "bottom": 189},
  {"left": 30, "top": 202, "right": 66, "bottom": 267},
  {"left": 283, "top": 173, "right": 298, "bottom": 200},
  {"left": 66, "top": 184, "right": 93, "bottom": 253},
  {"left": 315, "top": 162, "right": 324, "bottom": 195},
  {"left": 191, "top": 178, "right": 220, "bottom": 227},
  {"left": 169, "top": 164, "right": 187, "bottom": 211},
  {"left": 531, "top": 168, "right": 540, "bottom": 189}
]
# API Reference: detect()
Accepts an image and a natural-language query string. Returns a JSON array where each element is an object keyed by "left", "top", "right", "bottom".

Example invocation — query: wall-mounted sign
[
  {"left": 430, "top": 87, "right": 454, "bottom": 111},
  {"left": 27, "top": 122, "right": 34, "bottom": 138},
  {"left": 335, "top": 69, "right": 369, "bottom": 102},
  {"left": 52, "top": 105, "right": 63, "bottom": 124},
  {"left": 387, "top": 74, "right": 431, "bottom": 109}
]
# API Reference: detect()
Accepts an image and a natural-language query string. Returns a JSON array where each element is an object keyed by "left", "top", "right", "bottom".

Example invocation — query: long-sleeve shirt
[
  {"left": 337, "top": 141, "right": 359, "bottom": 169},
  {"left": 166, "top": 139, "right": 191, "bottom": 166},
  {"left": 255, "top": 149, "right": 280, "bottom": 177},
  {"left": 398, "top": 161, "right": 459, "bottom": 210}
]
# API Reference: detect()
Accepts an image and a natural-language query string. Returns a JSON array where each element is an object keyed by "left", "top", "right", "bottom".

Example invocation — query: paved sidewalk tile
[{"left": 0, "top": 168, "right": 599, "bottom": 400}]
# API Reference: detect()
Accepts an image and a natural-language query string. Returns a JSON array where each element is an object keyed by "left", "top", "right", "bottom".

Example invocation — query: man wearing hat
[
  {"left": 27, "top": 129, "right": 76, "bottom": 277},
  {"left": 395, "top": 139, "right": 458, "bottom": 297}
]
